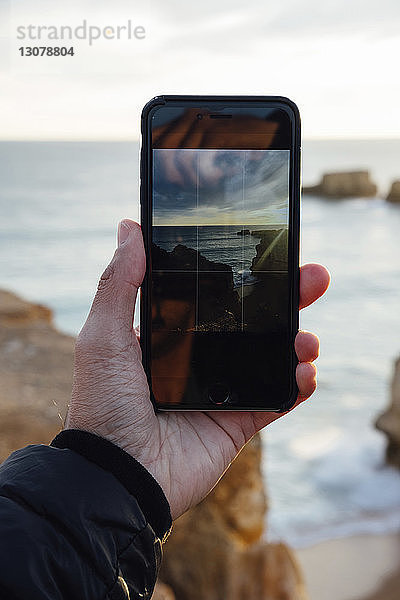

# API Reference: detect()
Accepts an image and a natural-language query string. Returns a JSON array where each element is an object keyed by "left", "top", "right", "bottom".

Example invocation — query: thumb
[{"left": 84, "top": 220, "right": 146, "bottom": 337}]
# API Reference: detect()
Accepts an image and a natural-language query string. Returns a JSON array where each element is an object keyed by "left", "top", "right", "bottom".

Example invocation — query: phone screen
[{"left": 143, "top": 102, "right": 299, "bottom": 410}]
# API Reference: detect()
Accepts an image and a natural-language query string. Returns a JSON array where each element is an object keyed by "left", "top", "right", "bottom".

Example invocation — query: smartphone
[{"left": 140, "top": 95, "right": 300, "bottom": 411}]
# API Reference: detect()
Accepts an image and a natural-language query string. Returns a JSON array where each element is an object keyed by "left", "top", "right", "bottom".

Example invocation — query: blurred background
[{"left": 0, "top": 1, "right": 399, "bottom": 599}]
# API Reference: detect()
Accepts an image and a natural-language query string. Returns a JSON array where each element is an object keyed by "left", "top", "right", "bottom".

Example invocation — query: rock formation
[
  {"left": 251, "top": 229, "right": 288, "bottom": 272},
  {"left": 152, "top": 242, "right": 241, "bottom": 328},
  {"left": 386, "top": 181, "right": 400, "bottom": 203},
  {"left": 0, "top": 288, "right": 307, "bottom": 599},
  {"left": 0, "top": 290, "right": 73, "bottom": 460},
  {"left": 153, "top": 582, "right": 176, "bottom": 600},
  {"left": 376, "top": 356, "right": 400, "bottom": 468},
  {"left": 160, "top": 435, "right": 307, "bottom": 600},
  {"left": 361, "top": 569, "right": 400, "bottom": 600},
  {"left": 303, "top": 171, "right": 377, "bottom": 198},
  {"left": 240, "top": 229, "right": 289, "bottom": 333}
]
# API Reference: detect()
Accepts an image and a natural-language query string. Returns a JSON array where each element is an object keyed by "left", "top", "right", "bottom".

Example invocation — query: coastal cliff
[
  {"left": 376, "top": 356, "right": 400, "bottom": 468},
  {"left": 251, "top": 229, "right": 288, "bottom": 272},
  {"left": 0, "top": 290, "right": 72, "bottom": 460},
  {"left": 386, "top": 181, "right": 400, "bottom": 203},
  {"left": 152, "top": 242, "right": 241, "bottom": 329},
  {"left": 0, "top": 288, "right": 307, "bottom": 600}
]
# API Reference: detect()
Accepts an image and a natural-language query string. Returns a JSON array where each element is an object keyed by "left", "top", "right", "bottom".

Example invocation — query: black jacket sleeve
[{"left": 0, "top": 429, "right": 172, "bottom": 600}]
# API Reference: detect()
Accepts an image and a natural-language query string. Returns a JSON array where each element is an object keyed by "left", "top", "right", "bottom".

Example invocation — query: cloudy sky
[
  {"left": 1, "top": 0, "right": 399, "bottom": 139},
  {"left": 153, "top": 149, "right": 289, "bottom": 225}
]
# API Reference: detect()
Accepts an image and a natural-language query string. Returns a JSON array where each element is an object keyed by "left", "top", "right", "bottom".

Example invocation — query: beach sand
[{"left": 296, "top": 533, "right": 400, "bottom": 600}]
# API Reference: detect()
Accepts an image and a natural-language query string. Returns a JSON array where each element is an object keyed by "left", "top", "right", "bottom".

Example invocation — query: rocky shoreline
[{"left": 303, "top": 170, "right": 400, "bottom": 202}]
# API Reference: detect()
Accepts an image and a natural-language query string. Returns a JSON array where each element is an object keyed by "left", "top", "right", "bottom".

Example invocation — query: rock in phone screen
[{"left": 151, "top": 149, "right": 290, "bottom": 408}]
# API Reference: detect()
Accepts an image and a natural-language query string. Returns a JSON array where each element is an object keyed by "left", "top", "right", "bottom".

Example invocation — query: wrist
[{"left": 51, "top": 429, "right": 172, "bottom": 542}]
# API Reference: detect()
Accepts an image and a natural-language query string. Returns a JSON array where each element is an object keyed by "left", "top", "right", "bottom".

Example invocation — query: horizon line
[
  {"left": 153, "top": 223, "right": 288, "bottom": 227},
  {"left": 1, "top": 136, "right": 400, "bottom": 143}
]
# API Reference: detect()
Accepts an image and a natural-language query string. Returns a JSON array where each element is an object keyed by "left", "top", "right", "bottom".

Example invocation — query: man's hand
[{"left": 65, "top": 220, "right": 330, "bottom": 520}]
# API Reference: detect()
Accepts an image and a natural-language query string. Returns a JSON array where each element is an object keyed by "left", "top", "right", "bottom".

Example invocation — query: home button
[{"left": 208, "top": 382, "right": 230, "bottom": 405}]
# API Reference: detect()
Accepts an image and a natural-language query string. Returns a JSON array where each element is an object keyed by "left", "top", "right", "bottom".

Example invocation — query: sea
[
  {"left": 0, "top": 139, "right": 400, "bottom": 548},
  {"left": 153, "top": 224, "right": 284, "bottom": 287}
]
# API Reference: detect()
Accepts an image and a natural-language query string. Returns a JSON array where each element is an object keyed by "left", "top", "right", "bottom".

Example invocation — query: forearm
[{"left": 0, "top": 431, "right": 172, "bottom": 600}]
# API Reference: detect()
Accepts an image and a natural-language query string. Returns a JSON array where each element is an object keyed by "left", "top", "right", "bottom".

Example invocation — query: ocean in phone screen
[{"left": 151, "top": 149, "right": 290, "bottom": 407}]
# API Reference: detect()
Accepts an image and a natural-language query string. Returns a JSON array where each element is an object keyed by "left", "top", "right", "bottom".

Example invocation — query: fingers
[
  {"left": 230, "top": 268, "right": 328, "bottom": 438},
  {"left": 255, "top": 334, "right": 319, "bottom": 429},
  {"left": 85, "top": 220, "right": 145, "bottom": 336},
  {"left": 300, "top": 263, "right": 330, "bottom": 310},
  {"left": 295, "top": 330, "right": 319, "bottom": 363},
  {"left": 295, "top": 331, "right": 319, "bottom": 400},
  {"left": 296, "top": 361, "right": 317, "bottom": 399},
  {"left": 207, "top": 332, "right": 320, "bottom": 442},
  {"left": 254, "top": 362, "right": 317, "bottom": 430},
  {"left": 294, "top": 264, "right": 328, "bottom": 400}
]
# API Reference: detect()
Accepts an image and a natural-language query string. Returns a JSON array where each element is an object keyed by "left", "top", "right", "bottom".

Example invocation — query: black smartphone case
[{"left": 140, "top": 95, "right": 300, "bottom": 412}]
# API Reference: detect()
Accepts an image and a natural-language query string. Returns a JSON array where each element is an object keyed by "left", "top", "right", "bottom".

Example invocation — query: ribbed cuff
[{"left": 50, "top": 429, "right": 172, "bottom": 542}]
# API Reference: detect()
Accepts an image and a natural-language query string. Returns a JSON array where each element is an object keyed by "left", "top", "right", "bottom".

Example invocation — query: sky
[
  {"left": 153, "top": 149, "right": 289, "bottom": 225},
  {"left": 0, "top": 0, "right": 400, "bottom": 140}
]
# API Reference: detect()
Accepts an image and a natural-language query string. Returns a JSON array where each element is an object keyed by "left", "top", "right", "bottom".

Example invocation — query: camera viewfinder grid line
[
  {"left": 195, "top": 151, "right": 199, "bottom": 332},
  {"left": 241, "top": 152, "right": 246, "bottom": 332}
]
